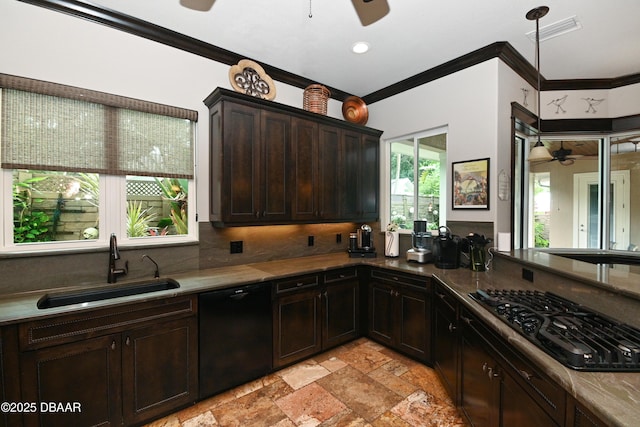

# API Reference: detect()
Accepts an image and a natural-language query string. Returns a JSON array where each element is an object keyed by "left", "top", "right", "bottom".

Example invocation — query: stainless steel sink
[{"left": 37, "top": 279, "right": 180, "bottom": 309}]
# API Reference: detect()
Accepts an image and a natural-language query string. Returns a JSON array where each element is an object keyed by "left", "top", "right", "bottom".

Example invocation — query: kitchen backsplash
[
  {"left": 0, "top": 222, "right": 371, "bottom": 294},
  {"left": 0, "top": 220, "right": 495, "bottom": 295}
]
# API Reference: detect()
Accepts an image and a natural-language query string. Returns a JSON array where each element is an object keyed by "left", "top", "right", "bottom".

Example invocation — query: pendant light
[{"left": 527, "top": 6, "right": 553, "bottom": 162}]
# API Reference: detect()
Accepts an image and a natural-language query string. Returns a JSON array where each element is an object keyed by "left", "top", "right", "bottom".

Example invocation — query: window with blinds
[{"left": 1, "top": 74, "right": 197, "bottom": 248}]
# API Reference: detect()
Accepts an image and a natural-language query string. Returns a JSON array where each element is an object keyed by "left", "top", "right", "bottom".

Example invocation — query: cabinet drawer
[
  {"left": 370, "top": 269, "right": 429, "bottom": 290},
  {"left": 275, "top": 274, "right": 320, "bottom": 293},
  {"left": 499, "top": 338, "right": 566, "bottom": 425},
  {"left": 19, "top": 295, "right": 196, "bottom": 351},
  {"left": 434, "top": 282, "right": 457, "bottom": 313},
  {"left": 324, "top": 267, "right": 358, "bottom": 283}
]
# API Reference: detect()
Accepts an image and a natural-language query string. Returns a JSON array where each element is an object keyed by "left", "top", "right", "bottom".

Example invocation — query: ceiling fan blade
[
  {"left": 351, "top": 0, "right": 390, "bottom": 26},
  {"left": 179, "top": 0, "right": 216, "bottom": 12}
]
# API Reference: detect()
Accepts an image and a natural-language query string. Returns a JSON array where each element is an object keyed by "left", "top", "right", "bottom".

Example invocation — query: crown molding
[{"left": 18, "top": 0, "right": 640, "bottom": 104}]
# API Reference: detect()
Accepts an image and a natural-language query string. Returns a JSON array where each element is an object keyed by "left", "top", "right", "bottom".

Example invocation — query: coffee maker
[
  {"left": 348, "top": 224, "right": 376, "bottom": 258},
  {"left": 406, "top": 220, "right": 433, "bottom": 263},
  {"left": 432, "top": 226, "right": 461, "bottom": 269}
]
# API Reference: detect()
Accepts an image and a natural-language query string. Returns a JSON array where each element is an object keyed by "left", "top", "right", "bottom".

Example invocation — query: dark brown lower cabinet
[
  {"left": 368, "top": 269, "right": 431, "bottom": 362},
  {"left": 273, "top": 268, "right": 359, "bottom": 368},
  {"left": 459, "top": 307, "right": 563, "bottom": 427},
  {"left": 21, "top": 334, "right": 122, "bottom": 427},
  {"left": 273, "top": 284, "right": 323, "bottom": 367},
  {"left": 122, "top": 317, "right": 198, "bottom": 425},
  {"left": 433, "top": 283, "right": 459, "bottom": 403},
  {"left": 18, "top": 296, "right": 198, "bottom": 427},
  {"left": 565, "top": 395, "right": 608, "bottom": 427},
  {"left": 1, "top": 326, "right": 22, "bottom": 427},
  {"left": 460, "top": 314, "right": 500, "bottom": 427},
  {"left": 323, "top": 269, "right": 360, "bottom": 349}
]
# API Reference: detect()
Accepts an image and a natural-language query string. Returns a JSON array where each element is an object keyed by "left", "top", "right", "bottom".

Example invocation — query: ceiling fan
[
  {"left": 180, "top": 0, "right": 390, "bottom": 26},
  {"left": 550, "top": 141, "right": 583, "bottom": 165},
  {"left": 351, "top": 0, "right": 390, "bottom": 26}
]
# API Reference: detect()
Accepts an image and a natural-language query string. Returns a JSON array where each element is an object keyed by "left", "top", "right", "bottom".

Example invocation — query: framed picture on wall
[{"left": 452, "top": 158, "right": 490, "bottom": 210}]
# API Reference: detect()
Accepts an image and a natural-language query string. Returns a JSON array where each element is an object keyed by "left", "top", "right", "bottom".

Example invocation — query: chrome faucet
[{"left": 108, "top": 233, "right": 128, "bottom": 283}]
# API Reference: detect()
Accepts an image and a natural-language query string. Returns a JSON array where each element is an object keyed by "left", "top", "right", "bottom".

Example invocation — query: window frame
[
  {"left": 382, "top": 126, "right": 448, "bottom": 233},
  {"left": 2, "top": 170, "right": 198, "bottom": 253},
  {"left": 0, "top": 74, "right": 199, "bottom": 254}
]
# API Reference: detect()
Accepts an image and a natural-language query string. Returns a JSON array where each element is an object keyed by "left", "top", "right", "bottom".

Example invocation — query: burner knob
[{"left": 522, "top": 321, "right": 536, "bottom": 334}]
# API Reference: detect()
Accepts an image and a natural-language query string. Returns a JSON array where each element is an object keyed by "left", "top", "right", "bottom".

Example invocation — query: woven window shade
[
  {"left": 2, "top": 90, "right": 108, "bottom": 173},
  {"left": 117, "top": 109, "right": 193, "bottom": 178},
  {"left": 1, "top": 74, "right": 196, "bottom": 178}
]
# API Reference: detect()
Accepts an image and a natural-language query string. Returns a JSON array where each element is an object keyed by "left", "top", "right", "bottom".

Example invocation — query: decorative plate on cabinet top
[
  {"left": 342, "top": 95, "right": 368, "bottom": 125},
  {"left": 229, "top": 59, "right": 276, "bottom": 100}
]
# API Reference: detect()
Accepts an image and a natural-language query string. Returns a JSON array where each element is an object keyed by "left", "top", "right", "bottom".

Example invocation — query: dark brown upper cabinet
[{"left": 205, "top": 88, "right": 381, "bottom": 226}]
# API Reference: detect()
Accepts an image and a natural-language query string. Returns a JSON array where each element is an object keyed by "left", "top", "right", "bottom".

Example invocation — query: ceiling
[{"left": 67, "top": 0, "right": 640, "bottom": 98}]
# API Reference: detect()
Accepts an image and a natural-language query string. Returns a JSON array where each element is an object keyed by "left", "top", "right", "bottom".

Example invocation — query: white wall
[
  {"left": 0, "top": 1, "right": 345, "bottom": 223},
  {"left": 367, "top": 60, "right": 502, "bottom": 227}
]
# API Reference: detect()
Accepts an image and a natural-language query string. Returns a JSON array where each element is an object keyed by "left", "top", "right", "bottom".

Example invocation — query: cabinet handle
[
  {"left": 111, "top": 340, "right": 116, "bottom": 351},
  {"left": 487, "top": 366, "right": 499, "bottom": 380},
  {"left": 437, "top": 292, "right": 446, "bottom": 300},
  {"left": 448, "top": 323, "right": 457, "bottom": 332},
  {"left": 460, "top": 316, "right": 472, "bottom": 325},
  {"left": 125, "top": 336, "right": 131, "bottom": 346},
  {"left": 318, "top": 293, "right": 322, "bottom": 299},
  {"left": 339, "top": 274, "right": 345, "bottom": 278},
  {"left": 296, "top": 282, "right": 304, "bottom": 287},
  {"left": 482, "top": 363, "right": 499, "bottom": 380},
  {"left": 519, "top": 370, "right": 534, "bottom": 381}
]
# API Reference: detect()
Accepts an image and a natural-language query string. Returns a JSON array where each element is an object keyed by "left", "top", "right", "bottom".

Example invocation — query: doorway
[{"left": 574, "top": 171, "right": 630, "bottom": 249}]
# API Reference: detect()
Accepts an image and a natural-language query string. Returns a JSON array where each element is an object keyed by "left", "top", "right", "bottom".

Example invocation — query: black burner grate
[{"left": 470, "top": 289, "right": 640, "bottom": 371}]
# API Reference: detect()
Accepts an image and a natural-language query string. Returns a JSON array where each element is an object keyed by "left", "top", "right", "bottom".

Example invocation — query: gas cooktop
[{"left": 470, "top": 289, "right": 640, "bottom": 372}]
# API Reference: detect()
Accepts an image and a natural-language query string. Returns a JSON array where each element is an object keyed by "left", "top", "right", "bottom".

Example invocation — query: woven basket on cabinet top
[{"left": 303, "top": 84, "right": 330, "bottom": 115}]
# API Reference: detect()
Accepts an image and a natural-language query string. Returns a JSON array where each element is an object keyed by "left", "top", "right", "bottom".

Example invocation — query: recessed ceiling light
[{"left": 352, "top": 42, "right": 370, "bottom": 54}]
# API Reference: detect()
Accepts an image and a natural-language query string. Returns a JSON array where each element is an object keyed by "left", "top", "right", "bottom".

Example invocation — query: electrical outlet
[
  {"left": 308, "top": 236, "right": 314, "bottom": 246},
  {"left": 522, "top": 268, "right": 534, "bottom": 282},
  {"left": 336, "top": 233, "right": 342, "bottom": 243},
  {"left": 230, "top": 240, "right": 243, "bottom": 254}
]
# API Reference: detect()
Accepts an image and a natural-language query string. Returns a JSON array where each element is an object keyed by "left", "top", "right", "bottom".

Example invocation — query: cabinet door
[
  {"left": 501, "top": 370, "right": 559, "bottom": 427},
  {"left": 368, "top": 281, "right": 395, "bottom": 347},
  {"left": 291, "top": 118, "right": 319, "bottom": 220},
  {"left": 433, "top": 286, "right": 459, "bottom": 403},
  {"left": 1, "top": 326, "right": 21, "bottom": 427},
  {"left": 341, "top": 130, "right": 362, "bottom": 220},
  {"left": 323, "top": 279, "right": 359, "bottom": 349},
  {"left": 122, "top": 317, "right": 198, "bottom": 425},
  {"left": 20, "top": 334, "right": 121, "bottom": 427},
  {"left": 222, "top": 102, "right": 262, "bottom": 223},
  {"left": 566, "top": 395, "right": 607, "bottom": 427},
  {"left": 360, "top": 133, "right": 380, "bottom": 221},
  {"left": 318, "top": 125, "right": 341, "bottom": 219},
  {"left": 459, "top": 316, "right": 500, "bottom": 427},
  {"left": 397, "top": 285, "right": 430, "bottom": 362},
  {"left": 260, "top": 110, "right": 291, "bottom": 221},
  {"left": 273, "top": 289, "right": 322, "bottom": 368}
]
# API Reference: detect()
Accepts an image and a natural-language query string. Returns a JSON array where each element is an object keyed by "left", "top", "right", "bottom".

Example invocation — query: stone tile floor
[{"left": 146, "top": 338, "right": 467, "bottom": 427}]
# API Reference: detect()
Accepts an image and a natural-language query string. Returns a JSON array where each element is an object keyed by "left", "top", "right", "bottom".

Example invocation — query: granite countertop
[{"left": 0, "top": 252, "right": 638, "bottom": 426}]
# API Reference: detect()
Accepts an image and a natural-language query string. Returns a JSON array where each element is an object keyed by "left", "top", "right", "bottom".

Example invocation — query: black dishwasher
[{"left": 199, "top": 283, "right": 272, "bottom": 398}]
